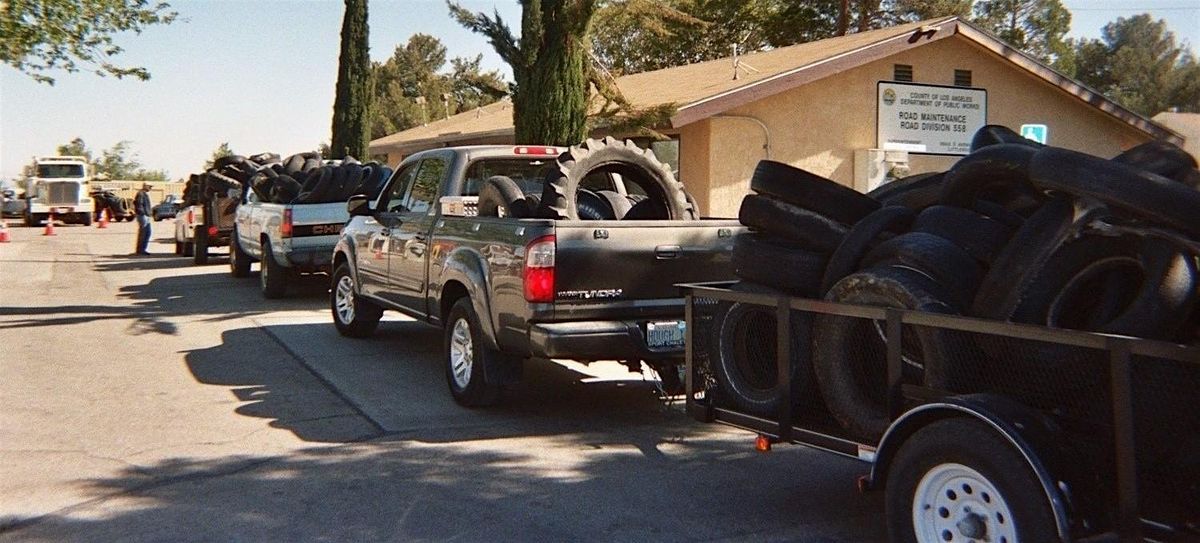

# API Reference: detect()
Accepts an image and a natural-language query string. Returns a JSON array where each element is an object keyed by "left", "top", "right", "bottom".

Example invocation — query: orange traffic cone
[
  {"left": 97, "top": 213, "right": 108, "bottom": 229},
  {"left": 43, "top": 213, "right": 56, "bottom": 236},
  {"left": 0, "top": 219, "right": 10, "bottom": 243}
]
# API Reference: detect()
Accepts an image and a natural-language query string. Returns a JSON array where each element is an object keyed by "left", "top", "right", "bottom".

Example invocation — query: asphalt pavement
[{"left": 0, "top": 219, "right": 887, "bottom": 542}]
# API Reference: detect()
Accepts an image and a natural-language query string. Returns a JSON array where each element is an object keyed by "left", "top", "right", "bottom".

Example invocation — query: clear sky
[{"left": 1, "top": 0, "right": 1196, "bottom": 182}]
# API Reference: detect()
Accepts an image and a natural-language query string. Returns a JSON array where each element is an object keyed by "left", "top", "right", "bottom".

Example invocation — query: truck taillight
[
  {"left": 187, "top": 209, "right": 194, "bottom": 223},
  {"left": 523, "top": 235, "right": 555, "bottom": 303},
  {"left": 207, "top": 225, "right": 218, "bottom": 237},
  {"left": 281, "top": 209, "right": 293, "bottom": 238}
]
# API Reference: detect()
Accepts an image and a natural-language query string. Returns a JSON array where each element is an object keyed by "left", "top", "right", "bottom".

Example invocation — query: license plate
[{"left": 647, "top": 320, "right": 686, "bottom": 350}]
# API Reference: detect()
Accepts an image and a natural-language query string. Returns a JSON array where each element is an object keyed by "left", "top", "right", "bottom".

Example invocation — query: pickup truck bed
[{"left": 232, "top": 198, "right": 347, "bottom": 298}]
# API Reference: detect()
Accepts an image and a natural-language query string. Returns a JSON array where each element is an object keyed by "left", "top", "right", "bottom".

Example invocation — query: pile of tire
[
  {"left": 247, "top": 152, "right": 391, "bottom": 205},
  {"left": 477, "top": 137, "right": 698, "bottom": 220},
  {"left": 713, "top": 124, "right": 1200, "bottom": 444}
]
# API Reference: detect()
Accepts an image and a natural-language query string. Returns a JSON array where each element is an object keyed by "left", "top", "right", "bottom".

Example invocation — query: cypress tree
[{"left": 331, "top": 0, "right": 371, "bottom": 159}]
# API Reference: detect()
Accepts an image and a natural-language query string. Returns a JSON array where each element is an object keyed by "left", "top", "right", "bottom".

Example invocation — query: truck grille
[{"left": 46, "top": 183, "right": 81, "bottom": 205}]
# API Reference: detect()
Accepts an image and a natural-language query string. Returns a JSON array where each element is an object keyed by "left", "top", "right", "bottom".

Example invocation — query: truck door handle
[{"left": 655, "top": 245, "right": 681, "bottom": 259}]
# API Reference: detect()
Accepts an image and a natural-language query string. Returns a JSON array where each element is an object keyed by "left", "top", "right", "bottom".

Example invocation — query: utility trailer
[{"left": 681, "top": 282, "right": 1199, "bottom": 542}]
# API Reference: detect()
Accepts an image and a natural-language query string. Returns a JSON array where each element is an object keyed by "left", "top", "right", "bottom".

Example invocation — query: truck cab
[{"left": 25, "top": 156, "right": 93, "bottom": 226}]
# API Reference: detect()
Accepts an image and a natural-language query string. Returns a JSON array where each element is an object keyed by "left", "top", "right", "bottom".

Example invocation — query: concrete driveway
[{"left": 0, "top": 220, "right": 887, "bottom": 542}]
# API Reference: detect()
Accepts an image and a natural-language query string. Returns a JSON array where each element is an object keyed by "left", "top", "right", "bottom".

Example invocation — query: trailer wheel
[
  {"left": 193, "top": 226, "right": 209, "bottom": 265},
  {"left": 331, "top": 263, "right": 382, "bottom": 338},
  {"left": 886, "top": 418, "right": 1058, "bottom": 543},
  {"left": 260, "top": 242, "right": 289, "bottom": 299},
  {"left": 445, "top": 298, "right": 504, "bottom": 407},
  {"left": 229, "top": 233, "right": 252, "bottom": 278}
]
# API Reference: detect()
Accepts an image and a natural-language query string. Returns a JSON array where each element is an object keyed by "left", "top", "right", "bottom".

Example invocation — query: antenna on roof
[{"left": 732, "top": 42, "right": 760, "bottom": 81}]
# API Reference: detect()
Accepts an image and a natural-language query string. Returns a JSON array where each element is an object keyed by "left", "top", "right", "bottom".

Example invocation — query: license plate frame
[{"left": 646, "top": 320, "right": 686, "bottom": 350}]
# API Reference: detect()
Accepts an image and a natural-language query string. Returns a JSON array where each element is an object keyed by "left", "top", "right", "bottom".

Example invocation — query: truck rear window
[
  {"left": 37, "top": 164, "right": 85, "bottom": 178},
  {"left": 462, "top": 159, "right": 556, "bottom": 196}
]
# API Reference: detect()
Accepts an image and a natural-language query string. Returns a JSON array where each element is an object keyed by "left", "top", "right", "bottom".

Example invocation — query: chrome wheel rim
[
  {"left": 334, "top": 275, "right": 356, "bottom": 324},
  {"left": 913, "top": 463, "right": 1017, "bottom": 543},
  {"left": 449, "top": 318, "right": 473, "bottom": 389}
]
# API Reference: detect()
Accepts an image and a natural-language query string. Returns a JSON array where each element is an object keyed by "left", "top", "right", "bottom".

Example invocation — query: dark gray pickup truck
[{"left": 331, "top": 143, "right": 745, "bottom": 406}]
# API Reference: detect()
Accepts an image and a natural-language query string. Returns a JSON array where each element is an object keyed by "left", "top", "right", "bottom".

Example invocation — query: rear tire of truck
[
  {"left": 174, "top": 241, "right": 183, "bottom": 256},
  {"left": 331, "top": 264, "right": 383, "bottom": 338},
  {"left": 81, "top": 213, "right": 92, "bottom": 227},
  {"left": 193, "top": 227, "right": 209, "bottom": 265},
  {"left": 885, "top": 418, "right": 1059, "bottom": 543},
  {"left": 445, "top": 298, "right": 503, "bottom": 407},
  {"left": 260, "top": 243, "right": 289, "bottom": 299},
  {"left": 182, "top": 237, "right": 194, "bottom": 257},
  {"left": 229, "top": 233, "right": 252, "bottom": 278}
]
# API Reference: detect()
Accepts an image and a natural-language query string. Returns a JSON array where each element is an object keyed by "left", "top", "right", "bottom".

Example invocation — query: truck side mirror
[{"left": 347, "top": 194, "right": 373, "bottom": 216}]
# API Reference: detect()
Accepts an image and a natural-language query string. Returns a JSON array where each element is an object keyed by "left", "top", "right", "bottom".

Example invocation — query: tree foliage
[
  {"left": 1, "top": 0, "right": 177, "bottom": 85},
  {"left": 1071, "top": 14, "right": 1200, "bottom": 115},
  {"left": 203, "top": 142, "right": 234, "bottom": 170},
  {"left": 330, "top": 0, "right": 371, "bottom": 160},
  {"left": 47, "top": 138, "right": 167, "bottom": 181},
  {"left": 371, "top": 34, "right": 506, "bottom": 139}
]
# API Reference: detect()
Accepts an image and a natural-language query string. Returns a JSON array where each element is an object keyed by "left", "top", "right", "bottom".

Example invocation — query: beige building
[{"left": 370, "top": 17, "right": 1182, "bottom": 217}]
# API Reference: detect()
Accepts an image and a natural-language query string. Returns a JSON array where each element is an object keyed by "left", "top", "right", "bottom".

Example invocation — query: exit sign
[{"left": 1021, "top": 124, "right": 1048, "bottom": 144}]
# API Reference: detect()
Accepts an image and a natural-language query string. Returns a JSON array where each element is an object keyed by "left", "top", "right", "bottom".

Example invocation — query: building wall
[{"left": 687, "top": 34, "right": 1153, "bottom": 217}]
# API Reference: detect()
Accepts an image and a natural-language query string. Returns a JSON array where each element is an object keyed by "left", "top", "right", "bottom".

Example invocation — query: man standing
[{"left": 134, "top": 183, "right": 152, "bottom": 255}]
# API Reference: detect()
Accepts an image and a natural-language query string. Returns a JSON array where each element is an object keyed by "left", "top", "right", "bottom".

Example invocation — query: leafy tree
[
  {"left": 974, "top": 0, "right": 1072, "bottom": 68},
  {"left": 890, "top": 0, "right": 974, "bottom": 20},
  {"left": 330, "top": 0, "right": 371, "bottom": 160},
  {"left": 370, "top": 34, "right": 505, "bottom": 139},
  {"left": 1071, "top": 14, "right": 1200, "bottom": 115},
  {"left": 56, "top": 138, "right": 93, "bottom": 161},
  {"left": 1, "top": 0, "right": 177, "bottom": 85},
  {"left": 450, "top": 0, "right": 597, "bottom": 145},
  {"left": 203, "top": 142, "right": 234, "bottom": 170}
]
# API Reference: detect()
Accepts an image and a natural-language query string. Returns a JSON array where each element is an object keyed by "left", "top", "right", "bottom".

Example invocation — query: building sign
[
  {"left": 877, "top": 82, "right": 987, "bottom": 155},
  {"left": 1020, "top": 124, "right": 1048, "bottom": 144}
]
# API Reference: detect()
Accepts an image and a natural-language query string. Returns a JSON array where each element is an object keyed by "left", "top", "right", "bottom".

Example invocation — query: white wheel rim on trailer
[{"left": 913, "top": 462, "right": 1018, "bottom": 543}]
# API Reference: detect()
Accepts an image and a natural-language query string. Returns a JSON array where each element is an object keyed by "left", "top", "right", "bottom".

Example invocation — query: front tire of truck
[
  {"left": 193, "top": 226, "right": 209, "bottom": 265},
  {"left": 229, "top": 234, "right": 252, "bottom": 278},
  {"left": 885, "top": 418, "right": 1059, "bottom": 543},
  {"left": 331, "top": 264, "right": 382, "bottom": 338},
  {"left": 445, "top": 298, "right": 503, "bottom": 407}
]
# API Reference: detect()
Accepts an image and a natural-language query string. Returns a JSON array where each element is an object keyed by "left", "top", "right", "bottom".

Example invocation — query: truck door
[
  {"left": 358, "top": 162, "right": 418, "bottom": 298},
  {"left": 386, "top": 156, "right": 446, "bottom": 313}
]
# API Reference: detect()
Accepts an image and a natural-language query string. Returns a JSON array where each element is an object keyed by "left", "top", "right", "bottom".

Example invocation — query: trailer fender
[
  {"left": 437, "top": 248, "right": 500, "bottom": 351},
  {"left": 868, "top": 394, "right": 1073, "bottom": 542}
]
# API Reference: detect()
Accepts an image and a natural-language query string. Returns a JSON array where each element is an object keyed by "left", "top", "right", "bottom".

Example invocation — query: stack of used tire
[
  {"left": 713, "top": 124, "right": 1200, "bottom": 446},
  {"left": 247, "top": 152, "right": 391, "bottom": 206},
  {"left": 477, "top": 137, "right": 698, "bottom": 220}
]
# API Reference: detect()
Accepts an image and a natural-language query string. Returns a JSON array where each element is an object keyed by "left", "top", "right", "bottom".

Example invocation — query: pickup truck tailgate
[{"left": 553, "top": 220, "right": 742, "bottom": 308}]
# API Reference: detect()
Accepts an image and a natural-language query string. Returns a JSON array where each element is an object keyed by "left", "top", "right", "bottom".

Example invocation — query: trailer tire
[
  {"left": 861, "top": 232, "right": 982, "bottom": 310},
  {"left": 813, "top": 266, "right": 957, "bottom": 441},
  {"left": 886, "top": 418, "right": 1059, "bottom": 543},
  {"left": 1112, "top": 140, "right": 1198, "bottom": 182},
  {"left": 331, "top": 263, "right": 382, "bottom": 338},
  {"left": 750, "top": 160, "right": 880, "bottom": 224},
  {"left": 912, "top": 205, "right": 1012, "bottom": 264},
  {"left": 445, "top": 298, "right": 505, "bottom": 407},
  {"left": 193, "top": 226, "right": 209, "bottom": 265},
  {"left": 732, "top": 234, "right": 827, "bottom": 298},
  {"left": 539, "top": 136, "right": 693, "bottom": 220},
  {"left": 713, "top": 293, "right": 814, "bottom": 417},
  {"left": 868, "top": 172, "right": 945, "bottom": 210},
  {"left": 478, "top": 176, "right": 527, "bottom": 218},
  {"left": 939, "top": 144, "right": 1037, "bottom": 209},
  {"left": 229, "top": 233, "right": 252, "bottom": 278},
  {"left": 738, "top": 194, "right": 849, "bottom": 253},
  {"left": 821, "top": 206, "right": 916, "bottom": 295}
]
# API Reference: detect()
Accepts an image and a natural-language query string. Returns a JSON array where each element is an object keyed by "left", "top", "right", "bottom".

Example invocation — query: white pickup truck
[{"left": 230, "top": 190, "right": 349, "bottom": 298}]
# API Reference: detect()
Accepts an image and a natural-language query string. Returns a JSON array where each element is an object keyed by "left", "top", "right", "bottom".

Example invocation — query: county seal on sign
[{"left": 882, "top": 87, "right": 896, "bottom": 106}]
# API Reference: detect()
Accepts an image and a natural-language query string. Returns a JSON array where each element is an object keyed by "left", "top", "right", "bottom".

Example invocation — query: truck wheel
[
  {"left": 229, "top": 233, "right": 252, "bottom": 278},
  {"left": 81, "top": 213, "right": 92, "bottom": 227},
  {"left": 193, "top": 227, "right": 209, "bottom": 265},
  {"left": 175, "top": 241, "right": 183, "bottom": 256},
  {"left": 331, "top": 263, "right": 383, "bottom": 338},
  {"left": 445, "top": 298, "right": 503, "bottom": 407},
  {"left": 182, "top": 237, "right": 194, "bottom": 257},
  {"left": 260, "top": 242, "right": 289, "bottom": 299},
  {"left": 750, "top": 160, "right": 880, "bottom": 224},
  {"left": 885, "top": 418, "right": 1059, "bottom": 543}
]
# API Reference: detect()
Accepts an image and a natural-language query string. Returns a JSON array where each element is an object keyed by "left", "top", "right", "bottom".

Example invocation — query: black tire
[
  {"left": 1029, "top": 146, "right": 1200, "bottom": 238},
  {"left": 445, "top": 298, "right": 506, "bottom": 407},
  {"left": 969, "top": 124, "right": 1044, "bottom": 152},
  {"left": 1112, "top": 140, "right": 1198, "bottom": 183},
  {"left": 282, "top": 154, "right": 305, "bottom": 175},
  {"left": 213, "top": 155, "right": 247, "bottom": 170},
  {"left": 970, "top": 197, "right": 1099, "bottom": 321},
  {"left": 539, "top": 137, "right": 693, "bottom": 220},
  {"left": 621, "top": 197, "right": 668, "bottom": 220},
  {"left": 260, "top": 242, "right": 289, "bottom": 299},
  {"left": 867, "top": 172, "right": 943, "bottom": 209},
  {"left": 81, "top": 213, "right": 92, "bottom": 227},
  {"left": 301, "top": 158, "right": 322, "bottom": 172},
  {"left": 738, "top": 194, "right": 848, "bottom": 253},
  {"left": 306, "top": 168, "right": 337, "bottom": 203},
  {"left": 229, "top": 233, "right": 252, "bottom": 278},
  {"left": 174, "top": 240, "right": 183, "bottom": 256},
  {"left": 1011, "top": 235, "right": 1197, "bottom": 340},
  {"left": 886, "top": 418, "right": 1059, "bottom": 543},
  {"left": 861, "top": 232, "right": 982, "bottom": 310},
  {"left": 204, "top": 171, "right": 243, "bottom": 198},
  {"left": 337, "top": 163, "right": 365, "bottom": 201},
  {"left": 478, "top": 175, "right": 527, "bottom": 218},
  {"left": 271, "top": 175, "right": 302, "bottom": 204},
  {"left": 358, "top": 164, "right": 389, "bottom": 199},
  {"left": 712, "top": 288, "right": 814, "bottom": 418},
  {"left": 248, "top": 152, "right": 280, "bottom": 165},
  {"left": 750, "top": 160, "right": 879, "bottom": 224},
  {"left": 821, "top": 206, "right": 916, "bottom": 295},
  {"left": 331, "top": 263, "right": 383, "bottom": 338},
  {"left": 298, "top": 167, "right": 326, "bottom": 194},
  {"left": 574, "top": 188, "right": 613, "bottom": 220},
  {"left": 596, "top": 190, "right": 632, "bottom": 219},
  {"left": 193, "top": 226, "right": 209, "bottom": 265},
  {"left": 812, "top": 266, "right": 957, "bottom": 441},
  {"left": 182, "top": 236, "right": 194, "bottom": 257},
  {"left": 732, "top": 234, "right": 827, "bottom": 298},
  {"left": 939, "top": 143, "right": 1037, "bottom": 209},
  {"left": 911, "top": 205, "right": 1013, "bottom": 264}
]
